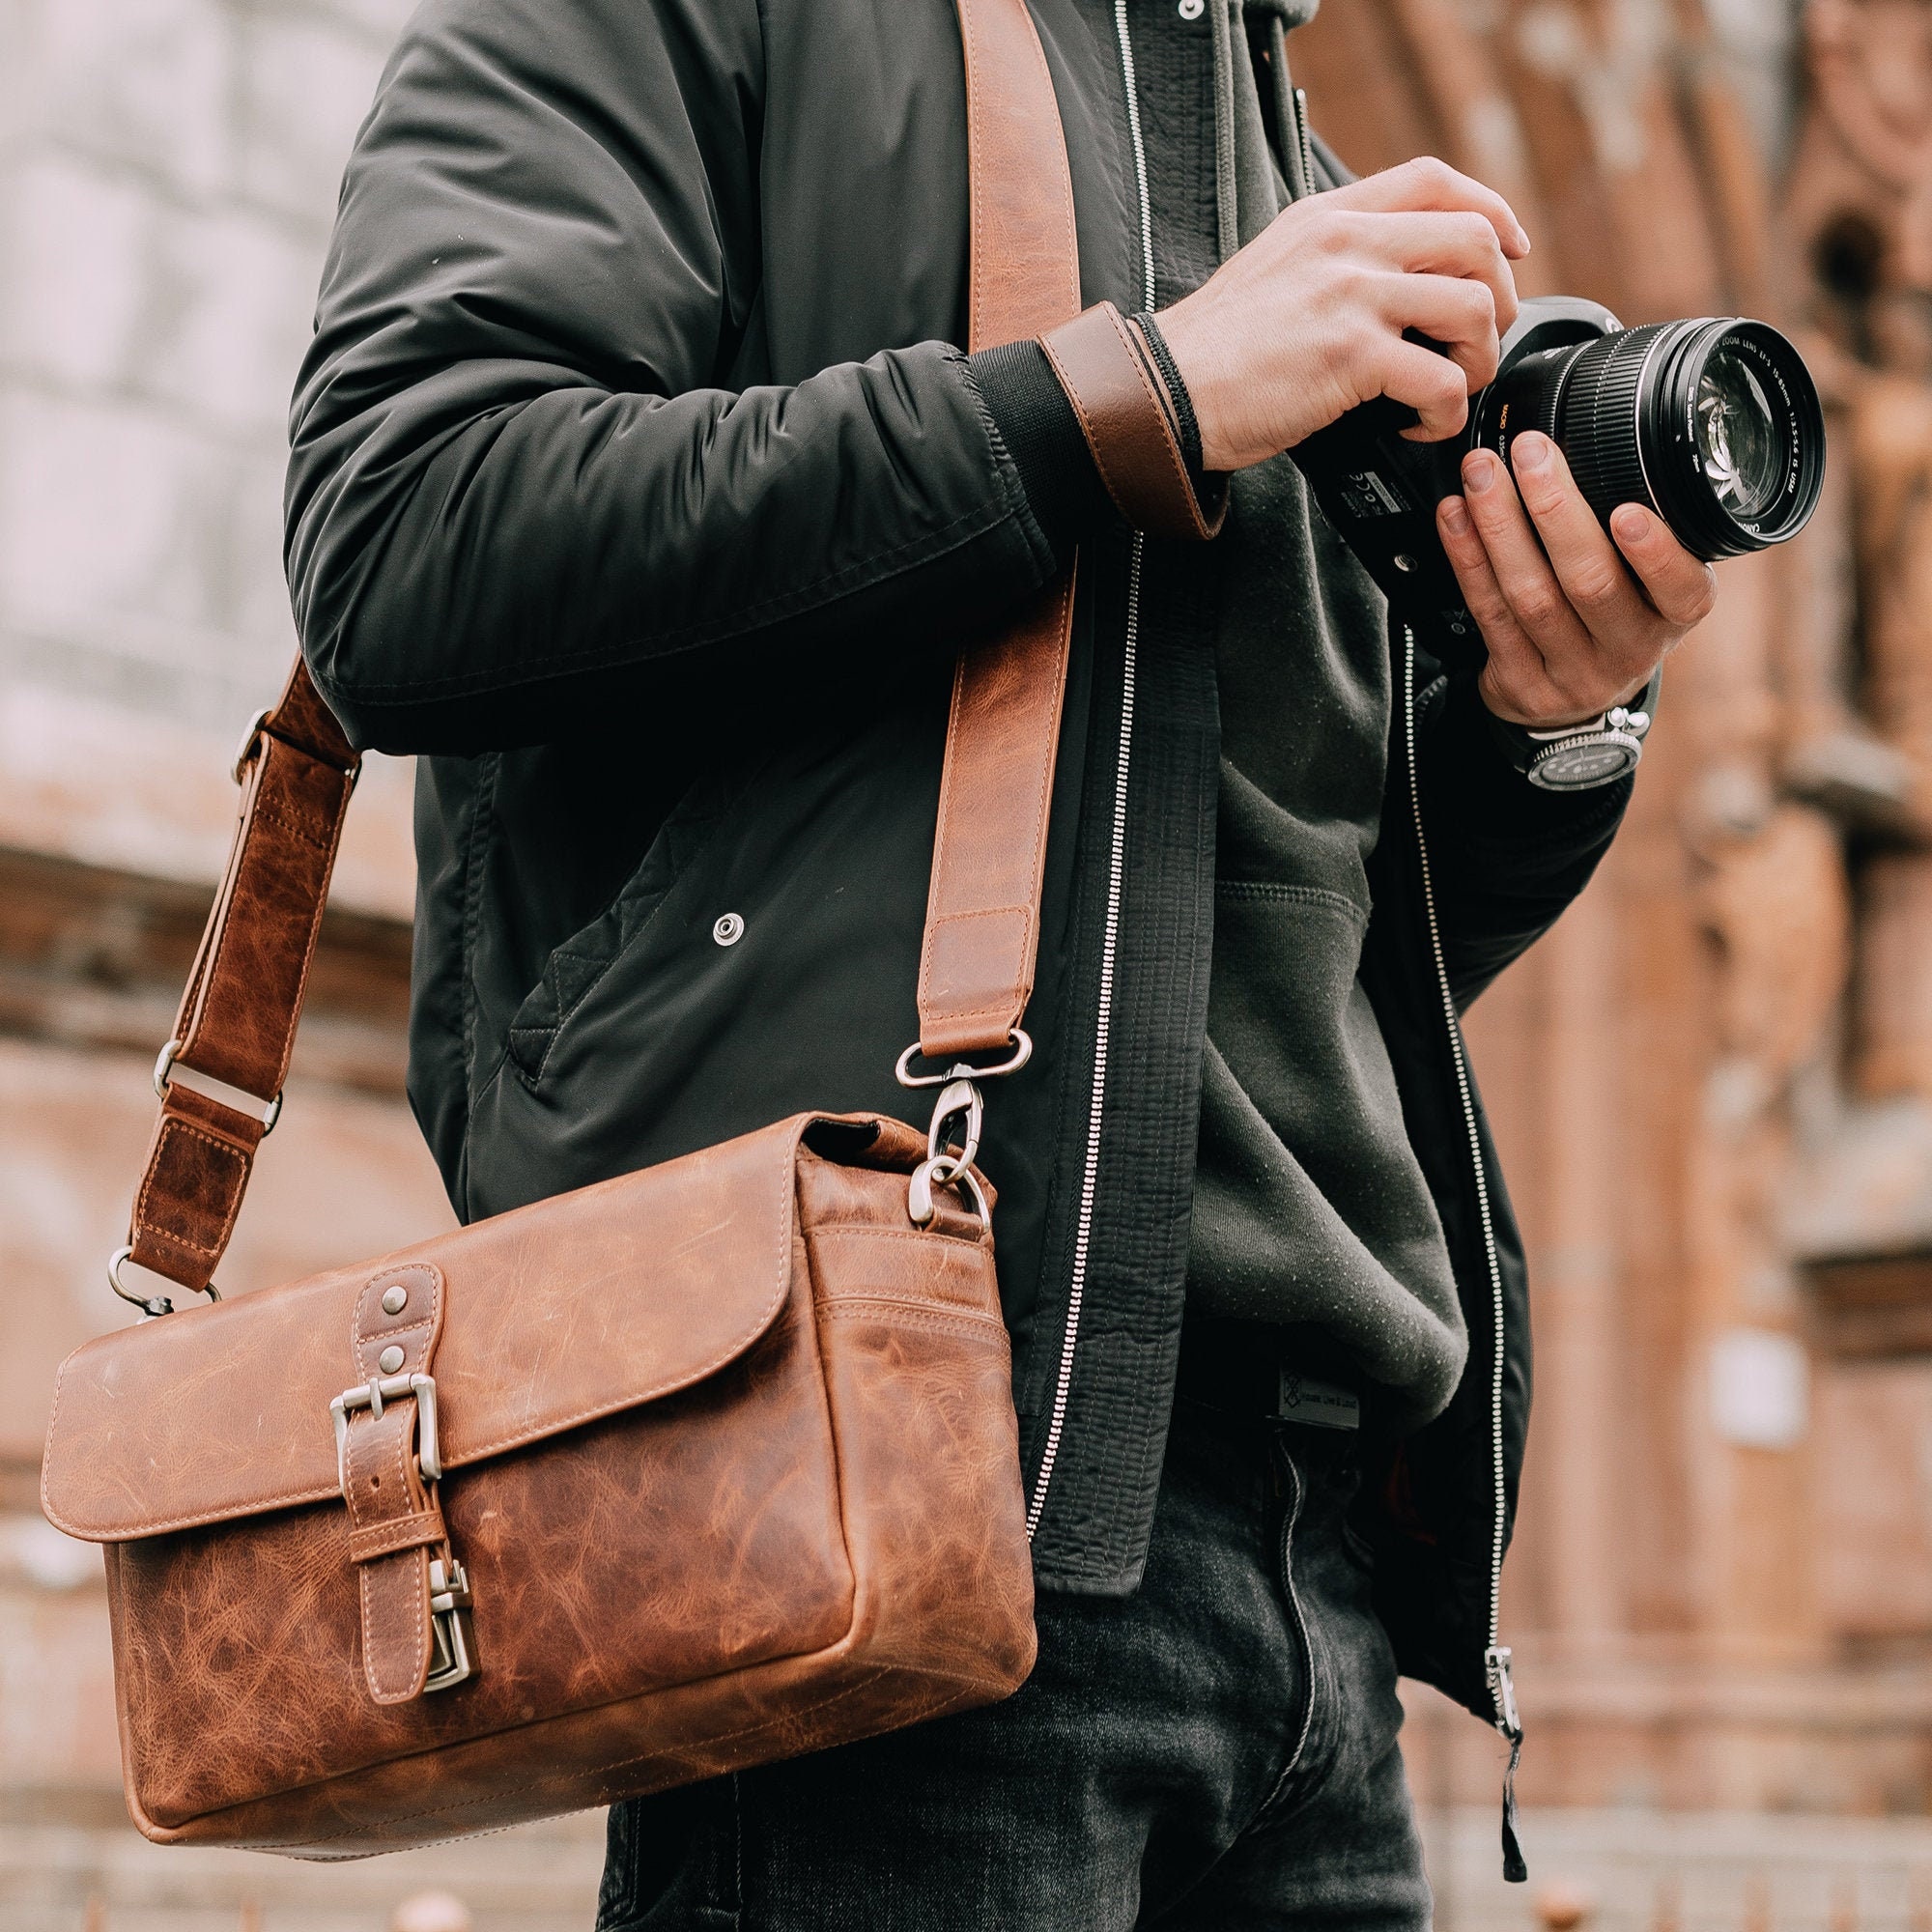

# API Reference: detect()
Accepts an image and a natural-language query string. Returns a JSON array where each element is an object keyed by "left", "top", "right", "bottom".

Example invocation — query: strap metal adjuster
[{"left": 153, "top": 1037, "right": 283, "bottom": 1134}]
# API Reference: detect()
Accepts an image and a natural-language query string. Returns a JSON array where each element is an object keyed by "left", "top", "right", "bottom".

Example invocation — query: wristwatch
[{"left": 1488, "top": 665, "right": 1662, "bottom": 792}]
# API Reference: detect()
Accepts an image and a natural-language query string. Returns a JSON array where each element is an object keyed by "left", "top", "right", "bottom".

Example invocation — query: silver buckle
[
  {"left": 153, "top": 1037, "right": 283, "bottom": 1134},
  {"left": 330, "top": 1374, "right": 477, "bottom": 1695},
  {"left": 329, "top": 1372, "right": 442, "bottom": 1494},
  {"left": 425, "top": 1555, "right": 477, "bottom": 1692}
]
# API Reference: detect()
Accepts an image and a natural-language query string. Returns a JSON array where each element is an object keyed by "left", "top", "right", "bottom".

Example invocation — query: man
[{"left": 286, "top": 0, "right": 1716, "bottom": 1923}]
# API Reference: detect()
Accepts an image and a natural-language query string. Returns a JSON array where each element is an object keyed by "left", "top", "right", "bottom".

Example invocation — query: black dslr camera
[{"left": 1291, "top": 296, "right": 1827, "bottom": 672}]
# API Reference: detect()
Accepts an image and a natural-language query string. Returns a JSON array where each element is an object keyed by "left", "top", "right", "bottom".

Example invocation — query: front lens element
[
  {"left": 1535, "top": 316, "right": 1825, "bottom": 558},
  {"left": 1695, "top": 346, "right": 1785, "bottom": 522}
]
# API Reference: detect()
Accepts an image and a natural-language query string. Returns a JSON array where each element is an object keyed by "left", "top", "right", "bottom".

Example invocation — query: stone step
[
  {"left": 0, "top": 1813, "right": 603, "bottom": 1932},
  {"left": 1429, "top": 1805, "right": 1932, "bottom": 1930},
  {"left": 12, "top": 1804, "right": 1932, "bottom": 1930}
]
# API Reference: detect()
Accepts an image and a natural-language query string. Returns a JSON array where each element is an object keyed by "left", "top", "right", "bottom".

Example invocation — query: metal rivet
[
  {"left": 379, "top": 1344, "right": 405, "bottom": 1374},
  {"left": 1179, "top": 0, "right": 1204, "bottom": 15},
  {"left": 382, "top": 1285, "right": 408, "bottom": 1315},
  {"left": 1392, "top": 553, "right": 1418, "bottom": 574},
  {"left": 712, "top": 912, "right": 745, "bottom": 947}
]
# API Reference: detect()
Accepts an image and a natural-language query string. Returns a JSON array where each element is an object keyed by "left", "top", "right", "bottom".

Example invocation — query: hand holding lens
[{"left": 1291, "top": 297, "right": 1827, "bottom": 672}]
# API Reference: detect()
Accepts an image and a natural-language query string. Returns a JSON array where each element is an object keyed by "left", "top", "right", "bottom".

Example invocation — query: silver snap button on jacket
[{"left": 713, "top": 913, "right": 745, "bottom": 947}]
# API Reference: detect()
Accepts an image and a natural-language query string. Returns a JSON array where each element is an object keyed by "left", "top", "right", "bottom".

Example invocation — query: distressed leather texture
[
  {"left": 44, "top": 0, "right": 1073, "bottom": 1859},
  {"left": 918, "top": 569, "right": 1076, "bottom": 1060},
  {"left": 60, "top": 1118, "right": 1034, "bottom": 1852},
  {"left": 48, "top": 1120, "right": 815, "bottom": 1539},
  {"left": 128, "top": 657, "right": 359, "bottom": 1293},
  {"left": 128, "top": 1080, "right": 267, "bottom": 1292},
  {"left": 1038, "top": 301, "right": 1229, "bottom": 542}
]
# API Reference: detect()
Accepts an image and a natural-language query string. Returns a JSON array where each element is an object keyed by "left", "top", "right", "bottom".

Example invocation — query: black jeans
[{"left": 596, "top": 1400, "right": 1431, "bottom": 1931}]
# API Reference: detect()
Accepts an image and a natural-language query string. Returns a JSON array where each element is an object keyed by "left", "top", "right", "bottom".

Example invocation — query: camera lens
[
  {"left": 1694, "top": 343, "right": 1783, "bottom": 522},
  {"left": 1484, "top": 317, "right": 1825, "bottom": 559}
]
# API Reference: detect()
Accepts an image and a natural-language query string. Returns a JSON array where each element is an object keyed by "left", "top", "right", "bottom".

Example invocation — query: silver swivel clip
[
  {"left": 907, "top": 1072, "right": 990, "bottom": 1229},
  {"left": 894, "top": 1030, "right": 1031, "bottom": 1231}
]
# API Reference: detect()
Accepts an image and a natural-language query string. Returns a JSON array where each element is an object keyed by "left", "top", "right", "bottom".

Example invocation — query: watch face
[{"left": 1529, "top": 734, "right": 1640, "bottom": 790}]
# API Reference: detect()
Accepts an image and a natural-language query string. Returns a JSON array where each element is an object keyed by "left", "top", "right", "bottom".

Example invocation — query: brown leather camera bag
[{"left": 39, "top": 0, "right": 1080, "bottom": 1857}]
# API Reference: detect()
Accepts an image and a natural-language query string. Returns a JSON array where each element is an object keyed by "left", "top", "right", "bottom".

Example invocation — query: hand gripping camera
[{"left": 1291, "top": 297, "right": 1828, "bottom": 676}]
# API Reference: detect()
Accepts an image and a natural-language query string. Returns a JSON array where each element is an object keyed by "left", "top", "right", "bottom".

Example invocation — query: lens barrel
[{"left": 1486, "top": 318, "right": 1825, "bottom": 559}]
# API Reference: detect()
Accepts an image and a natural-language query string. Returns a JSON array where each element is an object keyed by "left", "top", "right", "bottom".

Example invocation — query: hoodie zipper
[
  {"left": 1401, "top": 627, "right": 1527, "bottom": 1884},
  {"left": 1026, "top": 0, "right": 1157, "bottom": 1541},
  {"left": 1027, "top": 41, "right": 1528, "bottom": 1885}
]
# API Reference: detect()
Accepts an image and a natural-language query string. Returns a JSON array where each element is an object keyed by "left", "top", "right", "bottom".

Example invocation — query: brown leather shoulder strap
[
  {"left": 121, "top": 0, "right": 1083, "bottom": 1295},
  {"left": 919, "top": 0, "right": 1081, "bottom": 1062},
  {"left": 122, "top": 659, "right": 359, "bottom": 1300}
]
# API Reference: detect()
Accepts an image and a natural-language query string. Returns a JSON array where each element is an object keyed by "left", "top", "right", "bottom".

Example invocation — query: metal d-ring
[
  {"left": 907, "top": 1155, "right": 991, "bottom": 1232},
  {"left": 230, "top": 706, "right": 272, "bottom": 784},
  {"left": 894, "top": 1029, "right": 1033, "bottom": 1091},
  {"left": 108, "top": 1245, "right": 220, "bottom": 1320}
]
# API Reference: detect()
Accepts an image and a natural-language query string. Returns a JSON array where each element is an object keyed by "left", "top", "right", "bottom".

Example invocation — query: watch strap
[{"left": 1487, "top": 665, "right": 1661, "bottom": 791}]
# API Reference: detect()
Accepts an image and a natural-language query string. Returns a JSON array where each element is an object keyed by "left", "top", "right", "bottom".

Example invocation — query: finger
[
  {"left": 1609, "top": 503, "right": 1719, "bottom": 630},
  {"left": 1376, "top": 270, "right": 1501, "bottom": 392},
  {"left": 1380, "top": 339, "right": 1474, "bottom": 441},
  {"left": 1344, "top": 210, "right": 1520, "bottom": 333},
  {"left": 1506, "top": 433, "right": 1661, "bottom": 685},
  {"left": 1436, "top": 494, "right": 1554, "bottom": 710},
  {"left": 1325, "top": 156, "right": 1531, "bottom": 260},
  {"left": 1458, "top": 447, "right": 1598, "bottom": 676}
]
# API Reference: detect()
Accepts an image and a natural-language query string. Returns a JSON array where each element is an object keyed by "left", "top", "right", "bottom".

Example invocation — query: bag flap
[{"left": 43, "top": 1115, "right": 821, "bottom": 1543}]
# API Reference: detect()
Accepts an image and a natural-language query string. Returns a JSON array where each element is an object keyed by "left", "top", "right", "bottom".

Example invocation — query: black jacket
[{"left": 285, "top": 0, "right": 1629, "bottom": 1724}]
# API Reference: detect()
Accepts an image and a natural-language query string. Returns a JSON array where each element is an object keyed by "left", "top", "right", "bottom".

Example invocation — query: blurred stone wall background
[
  {"left": 8, "top": 0, "right": 1932, "bottom": 1926},
  {"left": 0, "top": 0, "right": 604, "bottom": 1923}
]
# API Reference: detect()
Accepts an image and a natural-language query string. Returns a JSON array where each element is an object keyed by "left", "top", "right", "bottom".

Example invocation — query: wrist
[
  {"left": 1481, "top": 668, "right": 1657, "bottom": 732},
  {"left": 1150, "top": 295, "right": 1237, "bottom": 472},
  {"left": 1481, "top": 666, "right": 1662, "bottom": 792}
]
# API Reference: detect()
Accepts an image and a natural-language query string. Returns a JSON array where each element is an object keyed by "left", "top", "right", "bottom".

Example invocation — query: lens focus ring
[{"left": 1558, "top": 324, "right": 1669, "bottom": 531}]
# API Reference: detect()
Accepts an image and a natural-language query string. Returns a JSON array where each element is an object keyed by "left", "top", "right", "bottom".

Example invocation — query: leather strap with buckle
[{"left": 329, "top": 1263, "right": 474, "bottom": 1703}]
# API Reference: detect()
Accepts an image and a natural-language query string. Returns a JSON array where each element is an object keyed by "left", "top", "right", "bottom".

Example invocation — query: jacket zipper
[
  {"left": 1023, "top": 16, "right": 1526, "bottom": 1879},
  {"left": 1026, "top": 0, "right": 1157, "bottom": 1540},
  {"left": 1401, "top": 626, "right": 1528, "bottom": 1884}
]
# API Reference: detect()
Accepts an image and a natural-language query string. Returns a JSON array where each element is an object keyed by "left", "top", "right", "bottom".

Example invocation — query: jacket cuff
[
  {"left": 970, "top": 339, "right": 1109, "bottom": 566},
  {"left": 1037, "top": 302, "right": 1228, "bottom": 541}
]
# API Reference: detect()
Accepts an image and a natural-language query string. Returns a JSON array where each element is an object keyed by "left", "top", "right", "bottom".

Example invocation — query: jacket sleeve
[
  {"left": 1412, "top": 667, "right": 1633, "bottom": 1010},
  {"left": 283, "top": 0, "right": 1060, "bottom": 753}
]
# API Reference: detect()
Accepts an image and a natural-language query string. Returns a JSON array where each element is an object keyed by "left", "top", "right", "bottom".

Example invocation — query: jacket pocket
[{"left": 504, "top": 763, "right": 756, "bottom": 1086}]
